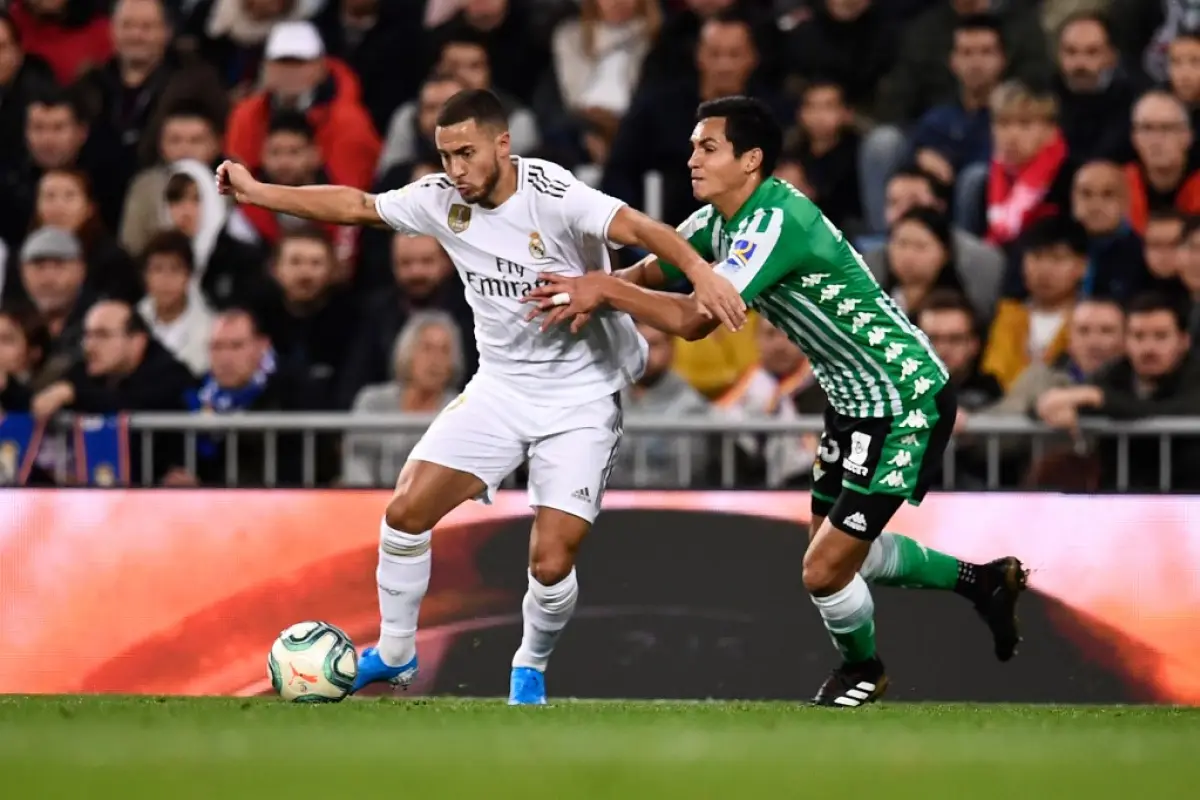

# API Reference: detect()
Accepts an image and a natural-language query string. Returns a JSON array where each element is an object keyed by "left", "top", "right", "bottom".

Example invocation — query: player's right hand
[
  {"left": 690, "top": 269, "right": 747, "bottom": 332},
  {"left": 215, "top": 160, "right": 257, "bottom": 204}
]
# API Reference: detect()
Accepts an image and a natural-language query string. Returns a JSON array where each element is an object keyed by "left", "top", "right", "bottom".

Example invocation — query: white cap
[{"left": 264, "top": 21, "right": 324, "bottom": 61}]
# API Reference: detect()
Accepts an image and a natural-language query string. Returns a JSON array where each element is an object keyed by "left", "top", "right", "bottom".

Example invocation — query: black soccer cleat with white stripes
[
  {"left": 969, "top": 556, "right": 1029, "bottom": 662},
  {"left": 812, "top": 656, "right": 889, "bottom": 708}
]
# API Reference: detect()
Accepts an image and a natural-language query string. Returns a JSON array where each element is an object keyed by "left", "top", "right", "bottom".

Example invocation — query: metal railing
[{"left": 29, "top": 412, "right": 1200, "bottom": 491}]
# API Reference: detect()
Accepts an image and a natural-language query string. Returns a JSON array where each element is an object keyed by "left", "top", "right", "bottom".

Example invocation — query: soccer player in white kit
[{"left": 216, "top": 88, "right": 747, "bottom": 704}]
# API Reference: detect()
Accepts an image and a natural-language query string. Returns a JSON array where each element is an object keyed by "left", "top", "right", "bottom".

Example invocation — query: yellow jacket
[
  {"left": 671, "top": 313, "right": 761, "bottom": 399},
  {"left": 982, "top": 300, "right": 1072, "bottom": 391}
]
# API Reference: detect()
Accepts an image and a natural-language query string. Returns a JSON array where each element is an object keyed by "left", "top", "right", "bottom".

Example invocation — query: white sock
[
  {"left": 376, "top": 519, "right": 431, "bottom": 667},
  {"left": 858, "top": 533, "right": 901, "bottom": 582},
  {"left": 512, "top": 569, "right": 579, "bottom": 672}
]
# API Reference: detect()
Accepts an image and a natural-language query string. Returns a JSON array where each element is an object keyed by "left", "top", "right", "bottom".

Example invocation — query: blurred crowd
[{"left": 0, "top": 0, "right": 1198, "bottom": 491}]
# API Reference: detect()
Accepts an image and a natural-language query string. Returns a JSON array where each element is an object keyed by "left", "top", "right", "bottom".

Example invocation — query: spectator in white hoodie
[{"left": 137, "top": 229, "right": 215, "bottom": 377}]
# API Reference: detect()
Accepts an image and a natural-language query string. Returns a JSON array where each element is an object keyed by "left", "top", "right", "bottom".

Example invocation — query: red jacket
[
  {"left": 9, "top": 1, "right": 112, "bottom": 85},
  {"left": 1123, "top": 163, "right": 1200, "bottom": 234},
  {"left": 224, "top": 59, "right": 382, "bottom": 191}
]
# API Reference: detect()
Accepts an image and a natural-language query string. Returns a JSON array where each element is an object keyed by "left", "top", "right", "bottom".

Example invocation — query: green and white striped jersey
[{"left": 660, "top": 178, "right": 948, "bottom": 418}]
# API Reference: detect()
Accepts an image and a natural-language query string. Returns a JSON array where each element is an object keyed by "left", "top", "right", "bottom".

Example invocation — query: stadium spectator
[
  {"left": 866, "top": 166, "right": 1003, "bottom": 322},
  {"left": 7, "top": 0, "right": 112, "bottom": 86},
  {"left": 875, "top": 207, "right": 967, "bottom": 320},
  {"left": 1070, "top": 161, "right": 1148, "bottom": 301},
  {"left": 1053, "top": 11, "right": 1142, "bottom": 164},
  {"left": 119, "top": 101, "right": 227, "bottom": 256},
  {"left": 391, "top": 31, "right": 540, "bottom": 163},
  {"left": 183, "top": 0, "right": 332, "bottom": 94},
  {"left": 338, "top": 232, "right": 475, "bottom": 407},
  {"left": 862, "top": 1, "right": 1050, "bottom": 232},
  {"left": 14, "top": 226, "right": 91, "bottom": 389},
  {"left": 1125, "top": 90, "right": 1200, "bottom": 233},
  {"left": 136, "top": 229, "right": 214, "bottom": 376},
  {"left": 1166, "top": 27, "right": 1200, "bottom": 157},
  {"left": 432, "top": 0, "right": 549, "bottom": 105},
  {"left": 982, "top": 216, "right": 1086, "bottom": 390},
  {"left": 1037, "top": 291, "right": 1200, "bottom": 490},
  {"left": 0, "top": 86, "right": 121, "bottom": 247},
  {"left": 343, "top": 310, "right": 464, "bottom": 488},
  {"left": 780, "top": 79, "right": 862, "bottom": 233},
  {"left": 243, "top": 110, "right": 356, "bottom": 271},
  {"left": 641, "top": 0, "right": 776, "bottom": 89},
  {"left": 604, "top": 11, "right": 784, "bottom": 232},
  {"left": 224, "top": 20, "right": 382, "bottom": 190},
  {"left": 375, "top": 72, "right": 465, "bottom": 185},
  {"left": 715, "top": 317, "right": 823, "bottom": 489},
  {"left": 1111, "top": 0, "right": 1200, "bottom": 84},
  {"left": 165, "top": 307, "right": 336, "bottom": 487},
  {"left": 253, "top": 227, "right": 358, "bottom": 410},
  {"left": 0, "top": 305, "right": 50, "bottom": 412},
  {"left": 547, "top": 0, "right": 661, "bottom": 170},
  {"left": 918, "top": 288, "right": 1002, "bottom": 414},
  {"left": 1143, "top": 208, "right": 1187, "bottom": 292},
  {"left": 989, "top": 295, "right": 1126, "bottom": 416},
  {"left": 160, "top": 159, "right": 264, "bottom": 309},
  {"left": 611, "top": 321, "right": 712, "bottom": 489},
  {"left": 984, "top": 80, "right": 1069, "bottom": 249},
  {"left": 74, "top": 0, "right": 225, "bottom": 194},
  {"left": 0, "top": 11, "right": 56, "bottom": 168},
  {"left": 909, "top": 14, "right": 1006, "bottom": 234},
  {"left": 315, "top": 0, "right": 424, "bottom": 137},
  {"left": 31, "top": 168, "right": 141, "bottom": 303},
  {"left": 1176, "top": 215, "right": 1200, "bottom": 337},
  {"left": 779, "top": 0, "right": 895, "bottom": 113}
]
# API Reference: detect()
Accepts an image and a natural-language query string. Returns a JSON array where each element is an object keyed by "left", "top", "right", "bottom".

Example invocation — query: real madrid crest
[
  {"left": 528, "top": 232, "right": 546, "bottom": 259},
  {"left": 448, "top": 204, "right": 471, "bottom": 234}
]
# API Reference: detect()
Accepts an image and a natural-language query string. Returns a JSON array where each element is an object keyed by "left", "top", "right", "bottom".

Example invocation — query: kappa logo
[
  {"left": 529, "top": 232, "right": 546, "bottom": 259},
  {"left": 899, "top": 409, "right": 930, "bottom": 429},
  {"left": 842, "top": 512, "right": 868, "bottom": 533},
  {"left": 880, "top": 471, "right": 908, "bottom": 489},
  {"left": 888, "top": 450, "right": 913, "bottom": 467},
  {"left": 448, "top": 204, "right": 471, "bottom": 234}
]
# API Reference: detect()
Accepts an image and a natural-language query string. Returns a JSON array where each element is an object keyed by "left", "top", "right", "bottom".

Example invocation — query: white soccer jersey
[{"left": 375, "top": 157, "right": 647, "bottom": 405}]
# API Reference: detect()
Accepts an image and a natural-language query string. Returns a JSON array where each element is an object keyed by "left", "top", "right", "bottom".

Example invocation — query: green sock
[
  {"left": 812, "top": 574, "right": 877, "bottom": 663},
  {"left": 861, "top": 531, "right": 963, "bottom": 591}
]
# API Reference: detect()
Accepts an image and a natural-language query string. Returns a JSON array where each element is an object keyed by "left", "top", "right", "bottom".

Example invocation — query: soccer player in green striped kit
[{"left": 525, "top": 96, "right": 1028, "bottom": 707}]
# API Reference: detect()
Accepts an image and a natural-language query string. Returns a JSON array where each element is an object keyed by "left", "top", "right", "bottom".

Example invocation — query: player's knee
[
  {"left": 384, "top": 490, "right": 439, "bottom": 534},
  {"left": 802, "top": 549, "right": 849, "bottom": 596},
  {"left": 529, "top": 546, "right": 575, "bottom": 586}
]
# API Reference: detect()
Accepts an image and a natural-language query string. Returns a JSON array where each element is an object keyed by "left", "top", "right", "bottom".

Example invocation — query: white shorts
[{"left": 407, "top": 375, "right": 623, "bottom": 523}]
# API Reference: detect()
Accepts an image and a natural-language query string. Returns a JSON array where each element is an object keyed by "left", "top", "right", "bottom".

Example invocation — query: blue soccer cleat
[
  {"left": 351, "top": 647, "right": 418, "bottom": 694},
  {"left": 508, "top": 666, "right": 547, "bottom": 706}
]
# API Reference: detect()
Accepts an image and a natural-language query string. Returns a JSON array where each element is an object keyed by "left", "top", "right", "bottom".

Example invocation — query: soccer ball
[{"left": 267, "top": 621, "right": 358, "bottom": 702}]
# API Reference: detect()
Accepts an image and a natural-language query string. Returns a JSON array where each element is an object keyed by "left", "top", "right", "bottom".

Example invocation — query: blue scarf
[{"left": 184, "top": 349, "right": 276, "bottom": 458}]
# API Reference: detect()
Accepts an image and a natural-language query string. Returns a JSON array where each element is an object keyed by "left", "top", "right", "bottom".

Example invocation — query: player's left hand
[{"left": 522, "top": 273, "right": 608, "bottom": 333}]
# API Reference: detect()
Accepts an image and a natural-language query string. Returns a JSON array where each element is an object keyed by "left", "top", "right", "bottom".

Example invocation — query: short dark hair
[
  {"left": 1172, "top": 25, "right": 1200, "bottom": 46},
  {"left": 217, "top": 306, "right": 265, "bottom": 338},
  {"left": 1181, "top": 214, "right": 1200, "bottom": 240},
  {"left": 0, "top": 303, "right": 50, "bottom": 364},
  {"left": 267, "top": 109, "right": 314, "bottom": 140},
  {"left": 142, "top": 229, "right": 195, "bottom": 274},
  {"left": 918, "top": 288, "right": 975, "bottom": 318},
  {"left": 955, "top": 13, "right": 1005, "bottom": 48},
  {"left": 695, "top": 95, "right": 782, "bottom": 178},
  {"left": 28, "top": 85, "right": 88, "bottom": 125},
  {"left": 1058, "top": 10, "right": 1114, "bottom": 44},
  {"left": 1148, "top": 208, "right": 1185, "bottom": 227},
  {"left": 797, "top": 77, "right": 845, "bottom": 104},
  {"left": 276, "top": 225, "right": 335, "bottom": 262},
  {"left": 162, "top": 99, "right": 220, "bottom": 130},
  {"left": 1020, "top": 215, "right": 1089, "bottom": 257},
  {"left": 164, "top": 171, "right": 197, "bottom": 203},
  {"left": 1126, "top": 290, "right": 1187, "bottom": 331},
  {"left": 93, "top": 299, "right": 150, "bottom": 336},
  {"left": 435, "top": 88, "right": 508, "bottom": 131}
]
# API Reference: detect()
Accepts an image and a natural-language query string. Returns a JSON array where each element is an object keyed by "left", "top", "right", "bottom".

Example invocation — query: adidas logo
[
  {"left": 833, "top": 681, "right": 877, "bottom": 708},
  {"left": 571, "top": 487, "right": 592, "bottom": 503},
  {"left": 842, "top": 512, "right": 867, "bottom": 532}
]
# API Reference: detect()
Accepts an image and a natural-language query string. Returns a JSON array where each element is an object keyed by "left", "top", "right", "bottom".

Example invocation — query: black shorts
[{"left": 810, "top": 385, "right": 957, "bottom": 540}]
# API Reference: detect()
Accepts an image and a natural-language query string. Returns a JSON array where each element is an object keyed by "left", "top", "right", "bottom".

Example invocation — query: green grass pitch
[{"left": 1, "top": 696, "right": 1197, "bottom": 798}]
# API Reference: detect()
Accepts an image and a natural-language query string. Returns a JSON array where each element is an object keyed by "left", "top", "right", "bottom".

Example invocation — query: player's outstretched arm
[
  {"left": 612, "top": 254, "right": 668, "bottom": 288},
  {"left": 605, "top": 207, "right": 745, "bottom": 330},
  {"left": 525, "top": 272, "right": 719, "bottom": 341},
  {"left": 216, "top": 160, "right": 388, "bottom": 229}
]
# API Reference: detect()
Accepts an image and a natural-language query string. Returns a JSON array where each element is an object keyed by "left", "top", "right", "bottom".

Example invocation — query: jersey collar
[{"left": 723, "top": 177, "right": 778, "bottom": 228}]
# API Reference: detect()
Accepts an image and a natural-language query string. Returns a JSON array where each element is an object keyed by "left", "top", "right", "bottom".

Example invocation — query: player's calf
[{"left": 509, "top": 507, "right": 590, "bottom": 705}]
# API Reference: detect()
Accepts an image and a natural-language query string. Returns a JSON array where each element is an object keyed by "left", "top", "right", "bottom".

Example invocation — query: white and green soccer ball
[{"left": 268, "top": 621, "right": 358, "bottom": 702}]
